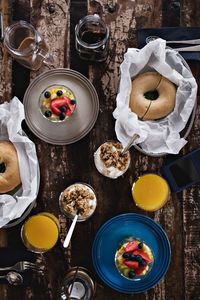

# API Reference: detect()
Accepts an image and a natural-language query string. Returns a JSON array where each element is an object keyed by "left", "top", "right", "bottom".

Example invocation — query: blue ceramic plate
[{"left": 92, "top": 213, "right": 171, "bottom": 294}]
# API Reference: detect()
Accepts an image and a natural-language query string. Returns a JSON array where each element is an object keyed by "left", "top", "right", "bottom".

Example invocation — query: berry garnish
[
  {"left": 128, "top": 271, "right": 136, "bottom": 279},
  {"left": 51, "top": 98, "right": 68, "bottom": 115},
  {"left": 122, "top": 252, "right": 130, "bottom": 259},
  {"left": 138, "top": 242, "right": 143, "bottom": 249},
  {"left": 44, "top": 91, "right": 51, "bottom": 98},
  {"left": 57, "top": 90, "right": 63, "bottom": 96},
  {"left": 60, "top": 106, "right": 67, "bottom": 112},
  {"left": 44, "top": 110, "right": 52, "bottom": 118},
  {"left": 135, "top": 255, "right": 142, "bottom": 263},
  {"left": 130, "top": 254, "right": 137, "bottom": 261},
  {"left": 133, "top": 250, "right": 151, "bottom": 264},
  {"left": 123, "top": 260, "right": 139, "bottom": 269},
  {"left": 139, "top": 259, "right": 146, "bottom": 267},
  {"left": 60, "top": 112, "right": 66, "bottom": 120},
  {"left": 70, "top": 99, "right": 76, "bottom": 105},
  {"left": 125, "top": 241, "right": 138, "bottom": 252}
]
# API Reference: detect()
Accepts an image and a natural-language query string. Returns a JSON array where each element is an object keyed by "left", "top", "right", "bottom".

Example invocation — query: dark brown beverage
[{"left": 81, "top": 31, "right": 106, "bottom": 44}]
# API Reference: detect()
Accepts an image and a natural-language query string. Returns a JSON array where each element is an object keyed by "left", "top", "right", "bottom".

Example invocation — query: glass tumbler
[
  {"left": 21, "top": 212, "right": 60, "bottom": 253},
  {"left": 75, "top": 14, "right": 109, "bottom": 62},
  {"left": 4, "top": 20, "right": 54, "bottom": 70}
]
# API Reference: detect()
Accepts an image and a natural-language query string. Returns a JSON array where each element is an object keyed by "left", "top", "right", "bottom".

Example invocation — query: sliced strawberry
[
  {"left": 133, "top": 250, "right": 151, "bottom": 264},
  {"left": 66, "top": 108, "right": 72, "bottom": 117},
  {"left": 63, "top": 96, "right": 75, "bottom": 112},
  {"left": 50, "top": 98, "right": 67, "bottom": 115},
  {"left": 125, "top": 241, "right": 138, "bottom": 252},
  {"left": 135, "top": 265, "right": 147, "bottom": 275},
  {"left": 123, "top": 260, "right": 139, "bottom": 269}
]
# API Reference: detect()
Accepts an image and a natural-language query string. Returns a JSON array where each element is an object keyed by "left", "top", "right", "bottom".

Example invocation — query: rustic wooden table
[{"left": 0, "top": 0, "right": 200, "bottom": 299}]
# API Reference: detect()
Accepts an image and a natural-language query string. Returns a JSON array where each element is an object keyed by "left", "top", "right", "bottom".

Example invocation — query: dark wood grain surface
[{"left": 0, "top": 0, "right": 200, "bottom": 299}]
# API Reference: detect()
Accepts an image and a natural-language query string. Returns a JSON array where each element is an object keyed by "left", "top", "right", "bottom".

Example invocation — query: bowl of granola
[
  {"left": 94, "top": 141, "right": 131, "bottom": 179},
  {"left": 59, "top": 183, "right": 97, "bottom": 221}
]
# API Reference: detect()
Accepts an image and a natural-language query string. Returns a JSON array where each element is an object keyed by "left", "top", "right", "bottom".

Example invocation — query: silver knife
[
  {"left": 173, "top": 45, "right": 200, "bottom": 52},
  {"left": 0, "top": 12, "right": 3, "bottom": 40}
]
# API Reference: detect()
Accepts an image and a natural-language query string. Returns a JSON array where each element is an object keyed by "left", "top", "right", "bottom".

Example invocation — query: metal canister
[{"left": 59, "top": 266, "right": 96, "bottom": 300}]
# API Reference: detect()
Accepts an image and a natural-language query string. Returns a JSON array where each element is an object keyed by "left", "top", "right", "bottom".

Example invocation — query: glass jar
[
  {"left": 75, "top": 14, "right": 109, "bottom": 62},
  {"left": 59, "top": 267, "right": 96, "bottom": 300}
]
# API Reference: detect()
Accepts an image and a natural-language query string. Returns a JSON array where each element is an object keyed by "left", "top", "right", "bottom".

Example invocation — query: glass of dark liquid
[
  {"left": 4, "top": 20, "right": 53, "bottom": 70},
  {"left": 75, "top": 14, "right": 109, "bottom": 62}
]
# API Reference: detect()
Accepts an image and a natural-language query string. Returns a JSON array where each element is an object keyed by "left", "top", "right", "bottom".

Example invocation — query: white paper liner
[
  {"left": 0, "top": 97, "right": 39, "bottom": 227},
  {"left": 113, "top": 39, "right": 197, "bottom": 155}
]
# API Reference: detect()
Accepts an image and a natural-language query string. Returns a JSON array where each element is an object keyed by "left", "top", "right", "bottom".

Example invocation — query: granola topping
[
  {"left": 94, "top": 141, "right": 130, "bottom": 179},
  {"left": 61, "top": 183, "right": 96, "bottom": 220}
]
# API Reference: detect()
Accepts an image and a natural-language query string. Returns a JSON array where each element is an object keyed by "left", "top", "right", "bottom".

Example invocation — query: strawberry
[
  {"left": 133, "top": 250, "right": 151, "bottom": 264},
  {"left": 125, "top": 241, "right": 138, "bottom": 252},
  {"left": 50, "top": 98, "right": 67, "bottom": 115},
  {"left": 135, "top": 265, "right": 147, "bottom": 275},
  {"left": 66, "top": 108, "right": 72, "bottom": 117},
  {"left": 123, "top": 260, "right": 139, "bottom": 269},
  {"left": 63, "top": 96, "right": 75, "bottom": 112}
]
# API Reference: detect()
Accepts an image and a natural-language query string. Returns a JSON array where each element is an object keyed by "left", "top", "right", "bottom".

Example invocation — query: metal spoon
[
  {"left": 63, "top": 210, "right": 79, "bottom": 248},
  {"left": 146, "top": 36, "right": 200, "bottom": 45},
  {"left": 0, "top": 271, "right": 23, "bottom": 285},
  {"left": 121, "top": 133, "right": 139, "bottom": 155}
]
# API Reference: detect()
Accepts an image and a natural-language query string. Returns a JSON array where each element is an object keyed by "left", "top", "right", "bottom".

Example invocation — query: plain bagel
[
  {"left": 0, "top": 141, "right": 21, "bottom": 193},
  {"left": 129, "top": 72, "right": 176, "bottom": 120}
]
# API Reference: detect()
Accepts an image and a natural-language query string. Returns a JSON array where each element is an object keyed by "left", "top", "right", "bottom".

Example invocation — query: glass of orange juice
[
  {"left": 21, "top": 212, "right": 60, "bottom": 253},
  {"left": 132, "top": 174, "right": 170, "bottom": 211}
]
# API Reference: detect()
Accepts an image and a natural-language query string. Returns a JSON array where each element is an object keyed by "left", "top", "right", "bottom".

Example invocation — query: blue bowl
[{"left": 92, "top": 213, "right": 171, "bottom": 294}]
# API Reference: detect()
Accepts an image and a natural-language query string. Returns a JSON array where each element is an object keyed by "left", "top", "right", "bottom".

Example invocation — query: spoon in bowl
[
  {"left": 0, "top": 271, "right": 23, "bottom": 285},
  {"left": 63, "top": 210, "right": 80, "bottom": 248}
]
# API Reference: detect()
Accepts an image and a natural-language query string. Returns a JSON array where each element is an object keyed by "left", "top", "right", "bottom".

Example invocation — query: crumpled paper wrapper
[
  {"left": 0, "top": 97, "right": 39, "bottom": 228},
  {"left": 113, "top": 38, "right": 197, "bottom": 155}
]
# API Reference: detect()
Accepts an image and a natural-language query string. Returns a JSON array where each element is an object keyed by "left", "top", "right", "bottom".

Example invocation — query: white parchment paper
[
  {"left": 113, "top": 38, "right": 197, "bottom": 155},
  {"left": 0, "top": 97, "right": 39, "bottom": 228}
]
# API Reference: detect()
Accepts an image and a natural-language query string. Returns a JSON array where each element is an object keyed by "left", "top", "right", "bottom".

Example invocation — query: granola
[
  {"left": 94, "top": 141, "right": 130, "bottom": 179},
  {"left": 61, "top": 184, "right": 96, "bottom": 219}
]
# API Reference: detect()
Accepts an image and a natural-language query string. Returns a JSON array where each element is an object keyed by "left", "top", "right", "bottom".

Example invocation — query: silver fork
[{"left": 0, "top": 261, "right": 40, "bottom": 272}]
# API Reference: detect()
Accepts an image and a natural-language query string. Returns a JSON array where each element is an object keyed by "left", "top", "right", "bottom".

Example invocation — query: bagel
[
  {"left": 0, "top": 141, "right": 21, "bottom": 193},
  {"left": 129, "top": 72, "right": 176, "bottom": 120}
]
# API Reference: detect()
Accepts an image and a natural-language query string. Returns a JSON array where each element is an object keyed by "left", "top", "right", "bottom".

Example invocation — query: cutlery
[
  {"left": 173, "top": 45, "right": 200, "bottom": 52},
  {"left": 146, "top": 36, "right": 200, "bottom": 45},
  {"left": 63, "top": 210, "right": 79, "bottom": 248},
  {"left": 121, "top": 133, "right": 139, "bottom": 155},
  {"left": 0, "top": 261, "right": 40, "bottom": 272},
  {"left": 0, "top": 271, "right": 23, "bottom": 285}
]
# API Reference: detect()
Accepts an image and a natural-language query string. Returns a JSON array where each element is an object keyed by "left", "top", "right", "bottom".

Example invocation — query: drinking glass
[
  {"left": 75, "top": 14, "right": 109, "bottom": 62},
  {"left": 132, "top": 173, "right": 170, "bottom": 211},
  {"left": 21, "top": 212, "right": 60, "bottom": 253},
  {"left": 4, "top": 20, "right": 54, "bottom": 70}
]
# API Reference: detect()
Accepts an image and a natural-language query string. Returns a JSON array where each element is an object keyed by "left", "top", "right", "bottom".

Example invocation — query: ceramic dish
[
  {"left": 23, "top": 68, "right": 99, "bottom": 145},
  {"left": 92, "top": 213, "right": 171, "bottom": 294}
]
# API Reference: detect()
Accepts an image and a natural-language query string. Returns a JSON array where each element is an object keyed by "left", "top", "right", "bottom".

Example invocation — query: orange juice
[
  {"left": 132, "top": 174, "right": 170, "bottom": 211},
  {"left": 22, "top": 213, "right": 60, "bottom": 252}
]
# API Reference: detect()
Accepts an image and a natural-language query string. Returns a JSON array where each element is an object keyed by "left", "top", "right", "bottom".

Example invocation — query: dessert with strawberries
[
  {"left": 115, "top": 237, "right": 154, "bottom": 280},
  {"left": 40, "top": 85, "right": 76, "bottom": 121}
]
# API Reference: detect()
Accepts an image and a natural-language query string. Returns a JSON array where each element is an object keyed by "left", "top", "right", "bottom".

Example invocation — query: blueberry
[
  {"left": 128, "top": 271, "right": 136, "bottom": 279},
  {"left": 49, "top": 5, "right": 55, "bottom": 13},
  {"left": 44, "top": 91, "right": 51, "bottom": 98},
  {"left": 60, "top": 112, "right": 66, "bottom": 120},
  {"left": 44, "top": 110, "right": 52, "bottom": 118},
  {"left": 130, "top": 254, "right": 137, "bottom": 261},
  {"left": 122, "top": 252, "right": 130, "bottom": 259},
  {"left": 138, "top": 242, "right": 143, "bottom": 249},
  {"left": 135, "top": 255, "right": 142, "bottom": 263},
  {"left": 139, "top": 259, "right": 146, "bottom": 267},
  {"left": 60, "top": 106, "right": 67, "bottom": 112},
  {"left": 70, "top": 99, "right": 76, "bottom": 105},
  {"left": 57, "top": 90, "right": 63, "bottom": 96}
]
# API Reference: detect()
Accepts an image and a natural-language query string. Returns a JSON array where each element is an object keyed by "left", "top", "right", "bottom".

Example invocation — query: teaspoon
[
  {"left": 0, "top": 271, "right": 23, "bottom": 285},
  {"left": 146, "top": 36, "right": 200, "bottom": 45}
]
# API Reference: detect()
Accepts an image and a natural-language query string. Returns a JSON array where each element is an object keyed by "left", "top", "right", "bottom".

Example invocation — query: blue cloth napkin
[
  {"left": 137, "top": 27, "right": 200, "bottom": 61},
  {"left": 0, "top": 248, "right": 34, "bottom": 286}
]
